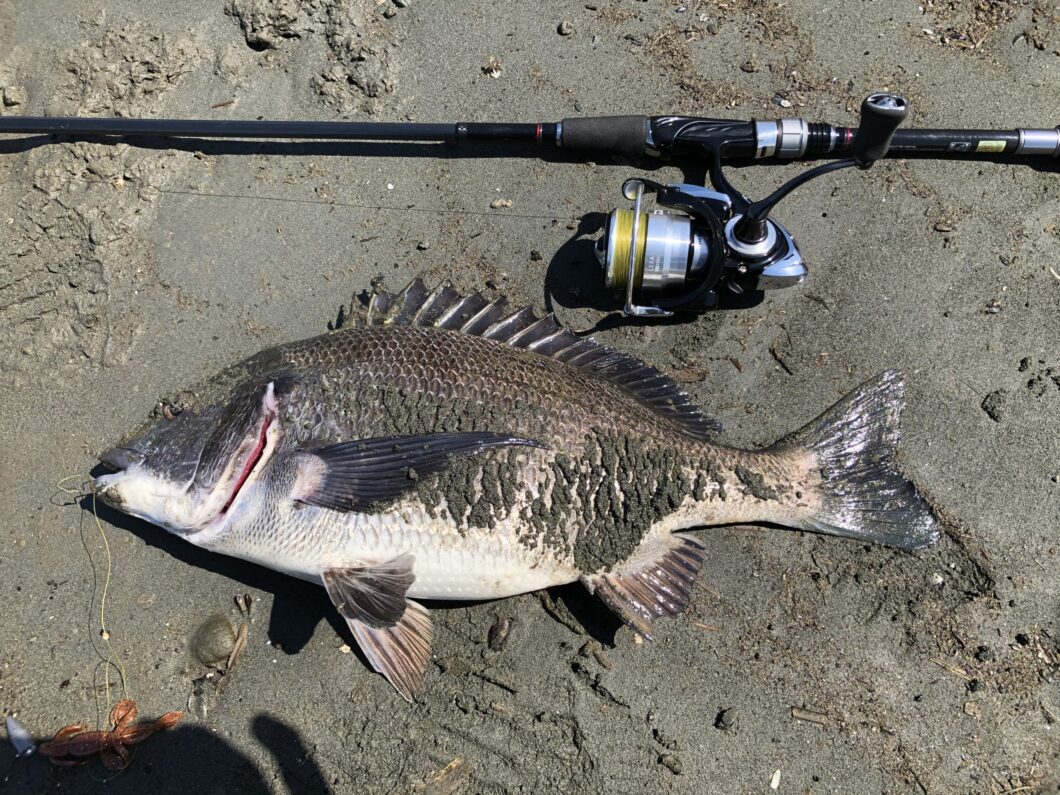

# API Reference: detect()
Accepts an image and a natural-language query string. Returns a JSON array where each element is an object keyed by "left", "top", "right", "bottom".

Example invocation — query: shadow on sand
[
  {"left": 84, "top": 486, "right": 347, "bottom": 655},
  {"left": 0, "top": 714, "right": 329, "bottom": 794}
]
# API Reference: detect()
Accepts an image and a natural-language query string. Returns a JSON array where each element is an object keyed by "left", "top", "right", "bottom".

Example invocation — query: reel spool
[
  {"left": 597, "top": 209, "right": 711, "bottom": 295},
  {"left": 593, "top": 178, "right": 729, "bottom": 317}
]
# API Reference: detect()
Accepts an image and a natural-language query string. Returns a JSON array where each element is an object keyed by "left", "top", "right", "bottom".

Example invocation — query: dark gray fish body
[{"left": 95, "top": 280, "right": 940, "bottom": 700}]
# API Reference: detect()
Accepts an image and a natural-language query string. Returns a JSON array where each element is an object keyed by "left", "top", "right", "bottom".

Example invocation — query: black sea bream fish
[{"left": 95, "top": 280, "right": 940, "bottom": 699}]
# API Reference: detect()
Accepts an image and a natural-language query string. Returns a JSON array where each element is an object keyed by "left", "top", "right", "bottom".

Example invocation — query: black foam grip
[
  {"left": 560, "top": 115, "right": 649, "bottom": 159},
  {"left": 852, "top": 94, "right": 908, "bottom": 167}
]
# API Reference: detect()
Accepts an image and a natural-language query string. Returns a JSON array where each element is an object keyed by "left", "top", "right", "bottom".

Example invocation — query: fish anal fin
[
  {"left": 293, "top": 431, "right": 542, "bottom": 513},
  {"left": 352, "top": 278, "right": 720, "bottom": 439},
  {"left": 585, "top": 533, "right": 706, "bottom": 641},
  {"left": 350, "top": 600, "right": 433, "bottom": 702}
]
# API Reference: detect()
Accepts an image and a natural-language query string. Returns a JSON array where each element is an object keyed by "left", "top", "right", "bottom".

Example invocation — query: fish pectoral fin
[
  {"left": 293, "top": 432, "right": 542, "bottom": 513},
  {"left": 350, "top": 599, "right": 433, "bottom": 702},
  {"left": 583, "top": 532, "right": 706, "bottom": 642}
]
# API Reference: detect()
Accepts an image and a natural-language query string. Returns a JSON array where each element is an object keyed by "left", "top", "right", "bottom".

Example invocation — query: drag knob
[{"left": 852, "top": 93, "right": 908, "bottom": 169}]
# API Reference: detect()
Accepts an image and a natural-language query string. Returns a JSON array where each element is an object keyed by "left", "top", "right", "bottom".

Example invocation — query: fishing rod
[{"left": 2, "top": 93, "right": 1057, "bottom": 316}]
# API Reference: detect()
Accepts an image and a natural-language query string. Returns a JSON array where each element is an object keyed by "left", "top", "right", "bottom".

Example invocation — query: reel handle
[{"left": 852, "top": 93, "right": 908, "bottom": 168}]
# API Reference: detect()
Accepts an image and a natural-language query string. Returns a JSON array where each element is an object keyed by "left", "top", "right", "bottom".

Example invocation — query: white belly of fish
[{"left": 193, "top": 489, "right": 579, "bottom": 601}]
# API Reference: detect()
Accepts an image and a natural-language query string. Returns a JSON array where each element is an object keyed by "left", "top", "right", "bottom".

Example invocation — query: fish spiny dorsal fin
[
  {"left": 387, "top": 279, "right": 430, "bottom": 326},
  {"left": 355, "top": 277, "right": 720, "bottom": 438},
  {"left": 412, "top": 284, "right": 462, "bottom": 326},
  {"left": 363, "top": 287, "right": 391, "bottom": 326}
]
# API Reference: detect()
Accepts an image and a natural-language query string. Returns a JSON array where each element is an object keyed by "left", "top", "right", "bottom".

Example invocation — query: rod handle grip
[{"left": 560, "top": 115, "right": 649, "bottom": 160}]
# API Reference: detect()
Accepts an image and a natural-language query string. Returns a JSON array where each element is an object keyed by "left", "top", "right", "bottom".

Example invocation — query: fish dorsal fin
[{"left": 354, "top": 278, "right": 720, "bottom": 439}]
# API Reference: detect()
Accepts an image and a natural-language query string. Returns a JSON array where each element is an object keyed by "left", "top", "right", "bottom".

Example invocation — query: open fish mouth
[
  {"left": 217, "top": 406, "right": 275, "bottom": 518},
  {"left": 95, "top": 381, "right": 281, "bottom": 531}
]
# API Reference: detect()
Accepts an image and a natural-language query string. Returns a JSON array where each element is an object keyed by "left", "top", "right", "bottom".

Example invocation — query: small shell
[
  {"left": 487, "top": 618, "right": 512, "bottom": 651},
  {"left": 6, "top": 715, "right": 36, "bottom": 758},
  {"left": 190, "top": 614, "right": 237, "bottom": 666},
  {"left": 187, "top": 686, "right": 208, "bottom": 722}
]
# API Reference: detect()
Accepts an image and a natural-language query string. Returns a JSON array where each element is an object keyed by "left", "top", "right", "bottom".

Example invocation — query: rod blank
[{"left": 0, "top": 116, "right": 462, "bottom": 141}]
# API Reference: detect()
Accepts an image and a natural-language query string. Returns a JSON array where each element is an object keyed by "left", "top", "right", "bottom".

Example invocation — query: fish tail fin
[{"left": 777, "top": 370, "right": 940, "bottom": 550}]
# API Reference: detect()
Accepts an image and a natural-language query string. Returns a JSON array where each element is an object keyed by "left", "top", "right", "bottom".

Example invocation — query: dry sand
[{"left": 1, "top": 1, "right": 1057, "bottom": 792}]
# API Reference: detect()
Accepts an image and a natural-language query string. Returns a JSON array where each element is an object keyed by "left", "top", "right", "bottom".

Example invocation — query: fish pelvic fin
[
  {"left": 324, "top": 556, "right": 433, "bottom": 701},
  {"left": 323, "top": 554, "right": 416, "bottom": 627},
  {"left": 775, "top": 370, "right": 940, "bottom": 550},
  {"left": 583, "top": 532, "right": 706, "bottom": 641},
  {"left": 349, "top": 599, "right": 432, "bottom": 703}
]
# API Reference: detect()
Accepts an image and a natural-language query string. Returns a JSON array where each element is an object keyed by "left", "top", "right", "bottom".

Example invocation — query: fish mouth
[
  {"left": 94, "top": 380, "right": 282, "bottom": 534},
  {"left": 219, "top": 409, "right": 275, "bottom": 518},
  {"left": 99, "top": 446, "right": 145, "bottom": 472},
  {"left": 93, "top": 411, "right": 277, "bottom": 534}
]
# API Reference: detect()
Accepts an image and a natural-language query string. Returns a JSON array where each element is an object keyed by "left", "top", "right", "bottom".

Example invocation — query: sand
[{"left": 1, "top": 1, "right": 1057, "bottom": 792}]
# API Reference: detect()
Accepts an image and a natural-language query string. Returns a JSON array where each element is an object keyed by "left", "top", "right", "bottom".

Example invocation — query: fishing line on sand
[
  {"left": 158, "top": 185, "right": 581, "bottom": 222},
  {"left": 55, "top": 476, "right": 130, "bottom": 730},
  {"left": 0, "top": 175, "right": 582, "bottom": 223}
]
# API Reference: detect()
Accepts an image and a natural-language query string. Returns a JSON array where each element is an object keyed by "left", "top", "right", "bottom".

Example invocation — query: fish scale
[
  {"left": 210, "top": 470, "right": 571, "bottom": 600},
  {"left": 276, "top": 325, "right": 706, "bottom": 444},
  {"left": 95, "top": 279, "right": 940, "bottom": 700}
]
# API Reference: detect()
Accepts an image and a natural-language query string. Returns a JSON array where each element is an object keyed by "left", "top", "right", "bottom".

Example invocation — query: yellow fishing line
[
  {"left": 56, "top": 476, "right": 130, "bottom": 728},
  {"left": 606, "top": 208, "right": 647, "bottom": 289}
]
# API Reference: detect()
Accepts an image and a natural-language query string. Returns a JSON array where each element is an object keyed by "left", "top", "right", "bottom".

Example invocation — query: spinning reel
[
  {"left": 4, "top": 90, "right": 1055, "bottom": 320},
  {"left": 596, "top": 93, "right": 909, "bottom": 316}
]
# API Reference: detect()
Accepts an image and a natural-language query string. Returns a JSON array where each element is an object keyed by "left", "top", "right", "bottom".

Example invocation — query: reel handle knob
[{"left": 852, "top": 93, "right": 908, "bottom": 168}]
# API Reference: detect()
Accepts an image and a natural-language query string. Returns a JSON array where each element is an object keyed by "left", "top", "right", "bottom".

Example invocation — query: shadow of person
[
  {"left": 252, "top": 714, "right": 330, "bottom": 795},
  {"left": 0, "top": 723, "right": 270, "bottom": 795}
]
